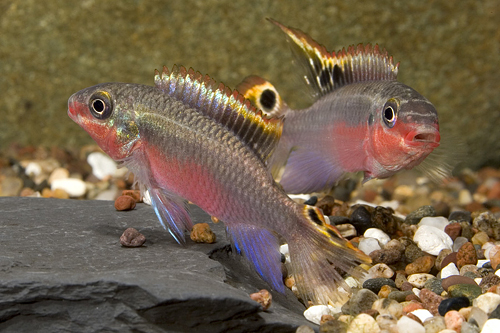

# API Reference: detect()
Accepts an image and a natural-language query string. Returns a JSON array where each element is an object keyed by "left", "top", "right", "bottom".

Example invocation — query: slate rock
[
  {"left": 0, "top": 197, "right": 309, "bottom": 333},
  {"left": 438, "top": 297, "right": 470, "bottom": 315},
  {"left": 363, "top": 278, "right": 396, "bottom": 294}
]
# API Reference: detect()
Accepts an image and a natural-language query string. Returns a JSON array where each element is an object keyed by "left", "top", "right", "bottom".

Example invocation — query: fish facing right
[
  {"left": 68, "top": 65, "right": 370, "bottom": 305},
  {"left": 237, "top": 20, "right": 441, "bottom": 194}
]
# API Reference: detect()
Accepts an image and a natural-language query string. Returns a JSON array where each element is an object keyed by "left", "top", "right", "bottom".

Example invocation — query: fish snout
[{"left": 405, "top": 126, "right": 440, "bottom": 148}]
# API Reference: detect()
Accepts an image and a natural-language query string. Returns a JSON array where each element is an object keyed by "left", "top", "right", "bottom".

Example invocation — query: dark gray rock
[
  {"left": 362, "top": 278, "right": 396, "bottom": 294},
  {"left": 0, "top": 197, "right": 312, "bottom": 333},
  {"left": 404, "top": 205, "right": 436, "bottom": 225},
  {"left": 424, "top": 277, "right": 445, "bottom": 295},
  {"left": 341, "top": 289, "right": 378, "bottom": 316}
]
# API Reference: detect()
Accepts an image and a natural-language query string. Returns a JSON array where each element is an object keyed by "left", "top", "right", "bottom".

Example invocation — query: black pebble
[
  {"left": 448, "top": 210, "right": 472, "bottom": 223},
  {"left": 362, "top": 277, "right": 396, "bottom": 294},
  {"left": 350, "top": 205, "right": 373, "bottom": 234},
  {"left": 303, "top": 196, "right": 318, "bottom": 206},
  {"left": 328, "top": 216, "right": 350, "bottom": 226},
  {"left": 438, "top": 297, "right": 470, "bottom": 316}
]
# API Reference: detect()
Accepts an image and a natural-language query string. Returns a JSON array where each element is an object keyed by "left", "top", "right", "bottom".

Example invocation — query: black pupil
[
  {"left": 92, "top": 99, "right": 105, "bottom": 113},
  {"left": 384, "top": 107, "right": 394, "bottom": 121},
  {"left": 260, "top": 89, "right": 276, "bottom": 110}
]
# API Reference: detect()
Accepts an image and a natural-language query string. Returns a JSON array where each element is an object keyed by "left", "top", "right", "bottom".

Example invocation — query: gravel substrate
[{"left": 1, "top": 144, "right": 500, "bottom": 332}]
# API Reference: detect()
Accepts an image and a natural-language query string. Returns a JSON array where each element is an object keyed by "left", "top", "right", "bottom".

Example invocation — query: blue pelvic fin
[
  {"left": 149, "top": 188, "right": 193, "bottom": 244},
  {"left": 226, "top": 224, "right": 284, "bottom": 292},
  {"left": 279, "top": 149, "right": 344, "bottom": 194}
]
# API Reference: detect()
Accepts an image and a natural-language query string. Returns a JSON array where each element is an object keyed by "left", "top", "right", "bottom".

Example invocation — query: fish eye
[
  {"left": 382, "top": 99, "right": 398, "bottom": 128},
  {"left": 259, "top": 89, "right": 277, "bottom": 111},
  {"left": 89, "top": 91, "right": 113, "bottom": 120}
]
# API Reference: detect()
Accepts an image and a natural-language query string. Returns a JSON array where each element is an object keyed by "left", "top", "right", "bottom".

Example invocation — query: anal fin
[
  {"left": 227, "top": 224, "right": 284, "bottom": 292},
  {"left": 149, "top": 188, "right": 193, "bottom": 244}
]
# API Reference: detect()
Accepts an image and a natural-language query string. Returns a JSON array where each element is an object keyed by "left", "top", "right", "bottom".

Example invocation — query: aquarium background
[{"left": 0, "top": 0, "right": 498, "bottom": 170}]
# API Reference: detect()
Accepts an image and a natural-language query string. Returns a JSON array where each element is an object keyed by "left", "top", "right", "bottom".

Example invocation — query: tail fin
[{"left": 288, "top": 205, "right": 371, "bottom": 305}]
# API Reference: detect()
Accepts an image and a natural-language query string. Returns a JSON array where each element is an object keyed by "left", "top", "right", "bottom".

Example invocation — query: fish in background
[
  {"left": 68, "top": 65, "right": 370, "bottom": 305},
  {"left": 237, "top": 19, "right": 442, "bottom": 194}
]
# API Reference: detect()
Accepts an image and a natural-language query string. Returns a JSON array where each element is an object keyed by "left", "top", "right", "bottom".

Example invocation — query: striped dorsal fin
[
  {"left": 154, "top": 65, "right": 283, "bottom": 162},
  {"left": 269, "top": 19, "right": 399, "bottom": 100}
]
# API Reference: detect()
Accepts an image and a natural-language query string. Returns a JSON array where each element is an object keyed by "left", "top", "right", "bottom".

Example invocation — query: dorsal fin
[
  {"left": 236, "top": 75, "right": 288, "bottom": 118},
  {"left": 154, "top": 65, "right": 284, "bottom": 162},
  {"left": 269, "top": 18, "right": 399, "bottom": 100}
]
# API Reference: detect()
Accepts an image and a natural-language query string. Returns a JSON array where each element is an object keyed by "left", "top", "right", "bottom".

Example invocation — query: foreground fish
[
  {"left": 237, "top": 20, "right": 441, "bottom": 194},
  {"left": 68, "top": 66, "right": 370, "bottom": 304}
]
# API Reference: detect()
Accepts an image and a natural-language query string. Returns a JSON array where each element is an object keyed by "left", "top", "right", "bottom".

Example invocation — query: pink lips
[{"left": 405, "top": 127, "right": 440, "bottom": 148}]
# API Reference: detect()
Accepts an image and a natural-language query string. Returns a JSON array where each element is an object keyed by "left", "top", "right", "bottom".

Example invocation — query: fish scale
[{"left": 68, "top": 68, "right": 371, "bottom": 305}]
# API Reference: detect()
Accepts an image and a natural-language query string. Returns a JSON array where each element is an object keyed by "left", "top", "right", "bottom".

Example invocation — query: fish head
[
  {"left": 365, "top": 83, "right": 440, "bottom": 179},
  {"left": 68, "top": 83, "right": 141, "bottom": 161}
]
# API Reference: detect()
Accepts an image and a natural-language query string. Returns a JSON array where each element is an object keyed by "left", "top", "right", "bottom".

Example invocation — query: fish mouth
[{"left": 405, "top": 127, "right": 440, "bottom": 148}]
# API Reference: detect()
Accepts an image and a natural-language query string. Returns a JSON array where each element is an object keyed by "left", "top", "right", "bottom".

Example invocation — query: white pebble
[
  {"left": 288, "top": 194, "right": 311, "bottom": 202},
  {"left": 481, "top": 319, "right": 500, "bottom": 333},
  {"left": 303, "top": 305, "right": 334, "bottom": 325},
  {"left": 397, "top": 315, "right": 425, "bottom": 333},
  {"left": 94, "top": 189, "right": 119, "bottom": 201},
  {"left": 452, "top": 237, "right": 469, "bottom": 252},
  {"left": 411, "top": 309, "right": 433, "bottom": 322},
  {"left": 458, "top": 189, "right": 473, "bottom": 205},
  {"left": 143, "top": 190, "right": 152, "bottom": 205},
  {"left": 475, "top": 278, "right": 483, "bottom": 285},
  {"left": 358, "top": 237, "right": 381, "bottom": 255},
  {"left": 477, "top": 259, "right": 490, "bottom": 268},
  {"left": 441, "top": 262, "right": 460, "bottom": 279},
  {"left": 418, "top": 216, "right": 449, "bottom": 231},
  {"left": 496, "top": 269, "right": 500, "bottom": 278},
  {"left": 51, "top": 178, "right": 87, "bottom": 197},
  {"left": 368, "top": 263, "right": 395, "bottom": 279},
  {"left": 87, "top": 152, "right": 117, "bottom": 180},
  {"left": 347, "top": 313, "right": 380, "bottom": 333},
  {"left": 473, "top": 293, "right": 500, "bottom": 315},
  {"left": 345, "top": 276, "right": 362, "bottom": 289},
  {"left": 413, "top": 288, "right": 421, "bottom": 297},
  {"left": 25, "top": 162, "right": 42, "bottom": 177},
  {"left": 483, "top": 242, "right": 496, "bottom": 259},
  {"left": 279, "top": 244, "right": 290, "bottom": 264},
  {"left": 407, "top": 273, "right": 435, "bottom": 288},
  {"left": 379, "top": 200, "right": 399, "bottom": 211},
  {"left": 413, "top": 225, "right": 453, "bottom": 256},
  {"left": 364, "top": 228, "right": 391, "bottom": 245}
]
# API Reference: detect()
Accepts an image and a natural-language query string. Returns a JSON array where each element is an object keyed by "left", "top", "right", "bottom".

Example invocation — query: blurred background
[{"left": 1, "top": 0, "right": 498, "bottom": 170}]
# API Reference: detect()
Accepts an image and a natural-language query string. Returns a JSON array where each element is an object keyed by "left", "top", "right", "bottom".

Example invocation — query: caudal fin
[{"left": 288, "top": 205, "right": 371, "bottom": 305}]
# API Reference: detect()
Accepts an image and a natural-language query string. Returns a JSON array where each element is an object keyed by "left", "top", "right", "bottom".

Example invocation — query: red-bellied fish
[
  {"left": 237, "top": 20, "right": 441, "bottom": 194},
  {"left": 67, "top": 65, "right": 370, "bottom": 305}
]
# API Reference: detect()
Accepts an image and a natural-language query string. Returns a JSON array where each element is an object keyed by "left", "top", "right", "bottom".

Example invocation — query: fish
[
  {"left": 68, "top": 65, "right": 370, "bottom": 305},
  {"left": 237, "top": 19, "right": 441, "bottom": 194}
]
